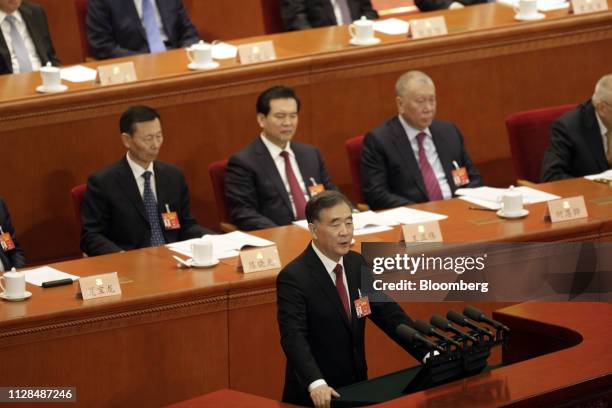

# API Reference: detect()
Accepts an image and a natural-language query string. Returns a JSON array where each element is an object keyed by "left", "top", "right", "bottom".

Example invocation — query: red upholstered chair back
[
  {"left": 208, "top": 160, "right": 236, "bottom": 232},
  {"left": 70, "top": 184, "right": 87, "bottom": 230},
  {"left": 505, "top": 104, "right": 575, "bottom": 183},
  {"left": 345, "top": 135, "right": 365, "bottom": 203},
  {"left": 74, "top": 0, "right": 92, "bottom": 60},
  {"left": 260, "top": 0, "right": 284, "bottom": 34}
]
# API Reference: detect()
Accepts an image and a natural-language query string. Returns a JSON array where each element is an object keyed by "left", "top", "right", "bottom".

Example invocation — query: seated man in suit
[
  {"left": 277, "top": 191, "right": 428, "bottom": 407},
  {"left": 541, "top": 74, "right": 612, "bottom": 181},
  {"left": 414, "top": 0, "right": 486, "bottom": 12},
  {"left": 361, "top": 70, "right": 482, "bottom": 210},
  {"left": 226, "top": 85, "right": 337, "bottom": 231},
  {"left": 0, "top": 0, "right": 60, "bottom": 75},
  {"left": 281, "top": 0, "right": 378, "bottom": 31},
  {"left": 81, "top": 105, "right": 212, "bottom": 257},
  {"left": 86, "top": 0, "right": 199, "bottom": 60},
  {"left": 0, "top": 197, "right": 26, "bottom": 271}
]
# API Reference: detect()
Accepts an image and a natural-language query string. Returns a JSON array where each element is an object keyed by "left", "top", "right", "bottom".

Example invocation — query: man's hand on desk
[{"left": 310, "top": 384, "right": 340, "bottom": 408}]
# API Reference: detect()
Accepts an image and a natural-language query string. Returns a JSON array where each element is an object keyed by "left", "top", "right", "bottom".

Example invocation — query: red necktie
[
  {"left": 333, "top": 264, "right": 351, "bottom": 321},
  {"left": 280, "top": 151, "right": 307, "bottom": 220},
  {"left": 416, "top": 132, "right": 443, "bottom": 201}
]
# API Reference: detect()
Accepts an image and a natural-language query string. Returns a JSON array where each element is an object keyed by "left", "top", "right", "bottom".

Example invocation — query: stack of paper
[
  {"left": 167, "top": 231, "right": 275, "bottom": 259},
  {"left": 456, "top": 186, "right": 561, "bottom": 210},
  {"left": 498, "top": 0, "right": 569, "bottom": 11},
  {"left": 293, "top": 211, "right": 396, "bottom": 236},
  {"left": 373, "top": 18, "right": 410, "bottom": 35},
  {"left": 585, "top": 169, "right": 612, "bottom": 181},
  {"left": 23, "top": 266, "right": 79, "bottom": 287},
  {"left": 377, "top": 207, "right": 448, "bottom": 224},
  {"left": 60, "top": 65, "right": 98, "bottom": 83}
]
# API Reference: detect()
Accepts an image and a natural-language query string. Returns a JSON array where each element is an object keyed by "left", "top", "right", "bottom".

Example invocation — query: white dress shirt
[
  {"left": 398, "top": 115, "right": 452, "bottom": 199},
  {"left": 260, "top": 135, "right": 309, "bottom": 219},
  {"left": 125, "top": 153, "right": 158, "bottom": 200},
  {"left": 132, "top": 0, "right": 168, "bottom": 42},
  {"left": 595, "top": 111, "right": 610, "bottom": 155},
  {"left": 0, "top": 10, "right": 42, "bottom": 73}
]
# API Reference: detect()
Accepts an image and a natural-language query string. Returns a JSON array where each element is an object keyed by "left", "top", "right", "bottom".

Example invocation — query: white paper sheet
[
  {"left": 373, "top": 18, "right": 410, "bottom": 35},
  {"left": 377, "top": 207, "right": 448, "bottom": 224},
  {"left": 212, "top": 42, "right": 238, "bottom": 59},
  {"left": 23, "top": 266, "right": 79, "bottom": 287},
  {"left": 167, "top": 231, "right": 275, "bottom": 259},
  {"left": 585, "top": 169, "right": 612, "bottom": 181},
  {"left": 60, "top": 65, "right": 98, "bottom": 83},
  {"left": 456, "top": 186, "right": 561, "bottom": 210},
  {"left": 292, "top": 211, "right": 395, "bottom": 236}
]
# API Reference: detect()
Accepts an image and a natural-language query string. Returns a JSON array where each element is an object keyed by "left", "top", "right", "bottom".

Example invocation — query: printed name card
[
  {"left": 97, "top": 62, "right": 137, "bottom": 86},
  {"left": 409, "top": 16, "right": 448, "bottom": 39},
  {"left": 571, "top": 0, "right": 608, "bottom": 14},
  {"left": 238, "top": 41, "right": 276, "bottom": 65},
  {"left": 402, "top": 221, "right": 443, "bottom": 243},
  {"left": 238, "top": 246, "right": 281, "bottom": 273},
  {"left": 545, "top": 196, "right": 588, "bottom": 223},
  {"left": 76, "top": 272, "right": 122, "bottom": 300}
]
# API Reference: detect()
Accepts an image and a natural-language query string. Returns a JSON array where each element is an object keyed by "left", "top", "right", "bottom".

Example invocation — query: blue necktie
[
  {"left": 142, "top": 171, "right": 165, "bottom": 246},
  {"left": 5, "top": 15, "right": 33, "bottom": 73},
  {"left": 141, "top": 0, "right": 166, "bottom": 53},
  {"left": 337, "top": 0, "right": 353, "bottom": 24}
]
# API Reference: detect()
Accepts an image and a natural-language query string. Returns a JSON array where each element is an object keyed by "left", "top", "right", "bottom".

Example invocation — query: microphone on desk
[
  {"left": 463, "top": 306, "right": 510, "bottom": 332},
  {"left": 447, "top": 310, "right": 494, "bottom": 338},
  {"left": 431, "top": 314, "right": 478, "bottom": 342},
  {"left": 414, "top": 319, "right": 461, "bottom": 347},
  {"left": 396, "top": 324, "right": 445, "bottom": 353}
]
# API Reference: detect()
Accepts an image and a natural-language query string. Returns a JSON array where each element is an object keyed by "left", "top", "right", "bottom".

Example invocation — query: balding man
[
  {"left": 361, "top": 71, "right": 482, "bottom": 210},
  {"left": 541, "top": 74, "right": 612, "bottom": 181}
]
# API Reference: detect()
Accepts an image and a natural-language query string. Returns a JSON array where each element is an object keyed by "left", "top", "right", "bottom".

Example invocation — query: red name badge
[
  {"left": 162, "top": 211, "right": 181, "bottom": 230},
  {"left": 354, "top": 295, "right": 371, "bottom": 318},
  {"left": 308, "top": 184, "right": 325, "bottom": 196},
  {"left": 0, "top": 232, "right": 16, "bottom": 252},
  {"left": 452, "top": 166, "right": 470, "bottom": 187}
]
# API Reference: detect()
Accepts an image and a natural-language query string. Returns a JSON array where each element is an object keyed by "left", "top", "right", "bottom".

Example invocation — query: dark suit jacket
[
  {"left": 361, "top": 116, "right": 482, "bottom": 210},
  {"left": 540, "top": 100, "right": 610, "bottom": 182},
  {"left": 277, "top": 245, "right": 427, "bottom": 406},
  {"left": 225, "top": 138, "right": 337, "bottom": 231},
  {"left": 281, "top": 0, "right": 378, "bottom": 31},
  {"left": 80, "top": 157, "right": 211, "bottom": 256},
  {"left": 0, "top": 198, "right": 26, "bottom": 270},
  {"left": 0, "top": 1, "right": 60, "bottom": 75},
  {"left": 414, "top": 0, "right": 486, "bottom": 12},
  {"left": 86, "top": 0, "right": 199, "bottom": 60}
]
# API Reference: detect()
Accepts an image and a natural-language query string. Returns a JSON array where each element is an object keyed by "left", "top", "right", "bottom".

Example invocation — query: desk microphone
[
  {"left": 463, "top": 306, "right": 510, "bottom": 332},
  {"left": 447, "top": 310, "right": 494, "bottom": 338},
  {"left": 396, "top": 324, "right": 445, "bottom": 353},
  {"left": 431, "top": 314, "right": 478, "bottom": 342},
  {"left": 414, "top": 320, "right": 461, "bottom": 347}
]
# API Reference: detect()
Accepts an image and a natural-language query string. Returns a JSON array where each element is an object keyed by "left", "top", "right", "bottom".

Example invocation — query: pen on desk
[
  {"left": 468, "top": 207, "right": 497, "bottom": 212},
  {"left": 42, "top": 278, "right": 74, "bottom": 288}
]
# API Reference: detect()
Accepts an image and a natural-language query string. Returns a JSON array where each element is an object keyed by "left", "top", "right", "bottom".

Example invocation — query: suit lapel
[
  {"left": 0, "top": 31, "right": 10, "bottom": 73},
  {"left": 19, "top": 4, "right": 45, "bottom": 64},
  {"left": 115, "top": 158, "right": 147, "bottom": 222},
  {"left": 390, "top": 117, "right": 428, "bottom": 198},
  {"left": 126, "top": 1, "right": 148, "bottom": 48},
  {"left": 293, "top": 143, "right": 315, "bottom": 199},
  {"left": 583, "top": 103, "right": 608, "bottom": 171},
  {"left": 254, "top": 138, "right": 294, "bottom": 215},
  {"left": 154, "top": 0, "right": 170, "bottom": 42}
]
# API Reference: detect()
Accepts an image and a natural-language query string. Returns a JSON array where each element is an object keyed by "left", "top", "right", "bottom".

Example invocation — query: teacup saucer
[
  {"left": 497, "top": 209, "right": 529, "bottom": 219},
  {"left": 188, "top": 61, "right": 220, "bottom": 71},
  {"left": 36, "top": 84, "right": 68, "bottom": 93},
  {"left": 1, "top": 290, "right": 32, "bottom": 301},
  {"left": 188, "top": 258, "right": 220, "bottom": 268},
  {"left": 349, "top": 37, "right": 381, "bottom": 46},
  {"left": 514, "top": 12, "right": 545, "bottom": 21}
]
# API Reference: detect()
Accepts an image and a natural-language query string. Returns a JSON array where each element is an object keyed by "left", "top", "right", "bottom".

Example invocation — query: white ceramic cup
[
  {"left": 0, "top": 270, "right": 26, "bottom": 299},
  {"left": 349, "top": 16, "right": 375, "bottom": 43},
  {"left": 515, "top": 0, "right": 538, "bottom": 18},
  {"left": 500, "top": 191, "right": 524, "bottom": 216},
  {"left": 39, "top": 62, "right": 61, "bottom": 90},
  {"left": 186, "top": 41, "right": 213, "bottom": 67},
  {"left": 192, "top": 239, "right": 213, "bottom": 264}
]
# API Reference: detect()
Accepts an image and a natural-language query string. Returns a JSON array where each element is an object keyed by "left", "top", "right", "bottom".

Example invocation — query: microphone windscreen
[
  {"left": 431, "top": 314, "right": 449, "bottom": 330},
  {"left": 447, "top": 310, "right": 467, "bottom": 326},
  {"left": 463, "top": 305, "right": 485, "bottom": 321},
  {"left": 414, "top": 319, "right": 433, "bottom": 335}
]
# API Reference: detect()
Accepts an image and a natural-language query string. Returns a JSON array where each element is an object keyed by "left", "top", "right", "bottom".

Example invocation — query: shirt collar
[
  {"left": 311, "top": 241, "right": 344, "bottom": 275},
  {"left": 595, "top": 110, "right": 609, "bottom": 137},
  {"left": 260, "top": 134, "right": 293, "bottom": 159},
  {"left": 0, "top": 10, "right": 24, "bottom": 25},
  {"left": 398, "top": 115, "right": 431, "bottom": 142},
  {"left": 125, "top": 152, "right": 155, "bottom": 179}
]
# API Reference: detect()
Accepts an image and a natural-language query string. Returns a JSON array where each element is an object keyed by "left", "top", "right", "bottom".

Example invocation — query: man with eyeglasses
[{"left": 361, "top": 70, "right": 482, "bottom": 210}]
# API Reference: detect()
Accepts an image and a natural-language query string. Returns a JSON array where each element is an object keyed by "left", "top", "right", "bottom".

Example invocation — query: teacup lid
[
  {"left": 40, "top": 61, "right": 59, "bottom": 73},
  {"left": 3, "top": 267, "right": 23, "bottom": 278},
  {"left": 354, "top": 16, "right": 373, "bottom": 26},
  {"left": 189, "top": 40, "right": 211, "bottom": 51}
]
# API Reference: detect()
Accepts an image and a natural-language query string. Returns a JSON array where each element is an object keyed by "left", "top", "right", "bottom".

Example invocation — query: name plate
[
  {"left": 402, "top": 221, "right": 443, "bottom": 242},
  {"left": 546, "top": 196, "right": 588, "bottom": 223},
  {"left": 97, "top": 62, "right": 137, "bottom": 86},
  {"left": 76, "top": 272, "right": 122, "bottom": 300},
  {"left": 238, "top": 41, "right": 276, "bottom": 64},
  {"left": 572, "top": 0, "right": 608, "bottom": 14},
  {"left": 239, "top": 246, "right": 281, "bottom": 273},
  {"left": 409, "top": 16, "right": 448, "bottom": 39}
]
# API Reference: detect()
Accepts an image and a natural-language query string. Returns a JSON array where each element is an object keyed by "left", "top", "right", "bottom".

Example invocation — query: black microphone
[
  {"left": 447, "top": 310, "right": 494, "bottom": 338},
  {"left": 463, "top": 306, "right": 510, "bottom": 332},
  {"left": 431, "top": 314, "right": 478, "bottom": 342},
  {"left": 414, "top": 319, "right": 461, "bottom": 347},
  {"left": 396, "top": 324, "right": 445, "bottom": 352}
]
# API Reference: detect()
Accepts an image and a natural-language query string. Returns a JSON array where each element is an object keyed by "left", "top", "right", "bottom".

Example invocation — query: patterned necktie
[
  {"left": 606, "top": 130, "right": 612, "bottom": 167},
  {"left": 141, "top": 0, "right": 166, "bottom": 53},
  {"left": 5, "top": 15, "right": 32, "bottom": 73},
  {"left": 333, "top": 264, "right": 351, "bottom": 321},
  {"left": 280, "top": 151, "right": 307, "bottom": 220},
  {"left": 142, "top": 171, "right": 165, "bottom": 246},
  {"left": 336, "top": 0, "right": 353, "bottom": 24},
  {"left": 416, "top": 132, "right": 443, "bottom": 201}
]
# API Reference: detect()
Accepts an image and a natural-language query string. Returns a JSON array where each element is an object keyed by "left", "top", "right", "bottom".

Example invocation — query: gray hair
[
  {"left": 395, "top": 71, "right": 435, "bottom": 97},
  {"left": 592, "top": 74, "right": 612, "bottom": 105}
]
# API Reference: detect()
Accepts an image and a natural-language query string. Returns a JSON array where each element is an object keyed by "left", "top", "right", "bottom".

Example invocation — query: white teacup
[
  {"left": 192, "top": 239, "right": 214, "bottom": 265},
  {"left": 500, "top": 191, "right": 524, "bottom": 216},
  {"left": 515, "top": 0, "right": 538, "bottom": 18},
  {"left": 186, "top": 41, "right": 213, "bottom": 67},
  {"left": 0, "top": 269, "right": 26, "bottom": 299},
  {"left": 39, "top": 62, "right": 61, "bottom": 90},
  {"left": 349, "top": 16, "right": 375, "bottom": 43}
]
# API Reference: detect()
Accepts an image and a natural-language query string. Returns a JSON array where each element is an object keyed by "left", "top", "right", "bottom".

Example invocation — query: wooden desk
[
  {"left": 1, "top": 4, "right": 611, "bottom": 264},
  {"left": 0, "top": 178, "right": 609, "bottom": 407}
]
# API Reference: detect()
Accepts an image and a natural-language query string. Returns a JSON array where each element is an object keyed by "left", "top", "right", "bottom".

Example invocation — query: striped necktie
[
  {"left": 416, "top": 132, "right": 443, "bottom": 201},
  {"left": 5, "top": 15, "right": 32, "bottom": 73},
  {"left": 142, "top": 171, "right": 165, "bottom": 246}
]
